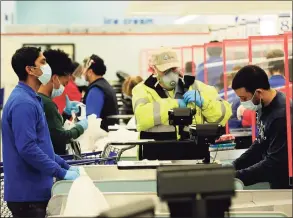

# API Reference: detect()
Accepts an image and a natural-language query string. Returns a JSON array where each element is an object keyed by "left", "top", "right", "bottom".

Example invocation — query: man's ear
[{"left": 25, "top": 66, "right": 33, "bottom": 75}]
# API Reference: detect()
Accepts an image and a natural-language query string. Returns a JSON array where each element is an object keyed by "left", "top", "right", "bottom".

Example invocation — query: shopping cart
[
  {"left": 61, "top": 142, "right": 136, "bottom": 165},
  {"left": 0, "top": 164, "right": 12, "bottom": 217}
]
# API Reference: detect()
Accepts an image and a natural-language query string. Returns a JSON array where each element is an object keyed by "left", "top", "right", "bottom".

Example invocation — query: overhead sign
[
  {"left": 104, "top": 17, "right": 154, "bottom": 25},
  {"left": 277, "top": 13, "right": 292, "bottom": 34}
]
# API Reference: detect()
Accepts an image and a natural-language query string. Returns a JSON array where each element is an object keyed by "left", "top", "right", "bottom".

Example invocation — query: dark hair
[
  {"left": 232, "top": 65, "right": 270, "bottom": 93},
  {"left": 11, "top": 47, "right": 41, "bottom": 81},
  {"left": 207, "top": 40, "right": 222, "bottom": 57},
  {"left": 70, "top": 61, "right": 80, "bottom": 73},
  {"left": 43, "top": 49, "right": 72, "bottom": 76},
  {"left": 88, "top": 54, "right": 107, "bottom": 76},
  {"left": 185, "top": 61, "right": 196, "bottom": 73},
  {"left": 266, "top": 49, "right": 284, "bottom": 75}
]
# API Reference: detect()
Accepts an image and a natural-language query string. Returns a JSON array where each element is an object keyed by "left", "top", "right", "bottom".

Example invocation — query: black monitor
[
  {"left": 97, "top": 199, "right": 155, "bottom": 218},
  {"left": 157, "top": 165, "right": 235, "bottom": 218}
]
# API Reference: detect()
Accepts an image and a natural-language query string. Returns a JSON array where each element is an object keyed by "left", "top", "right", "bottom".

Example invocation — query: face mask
[
  {"left": 75, "top": 75, "right": 89, "bottom": 87},
  {"left": 240, "top": 91, "right": 262, "bottom": 111},
  {"left": 51, "top": 77, "right": 65, "bottom": 98},
  {"left": 38, "top": 64, "right": 52, "bottom": 85},
  {"left": 159, "top": 71, "right": 179, "bottom": 91}
]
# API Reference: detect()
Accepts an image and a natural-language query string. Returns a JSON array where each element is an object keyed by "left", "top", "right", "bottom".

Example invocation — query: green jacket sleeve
[{"left": 43, "top": 100, "right": 84, "bottom": 154}]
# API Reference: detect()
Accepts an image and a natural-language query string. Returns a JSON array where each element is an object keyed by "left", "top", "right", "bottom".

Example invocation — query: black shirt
[{"left": 233, "top": 91, "right": 292, "bottom": 189}]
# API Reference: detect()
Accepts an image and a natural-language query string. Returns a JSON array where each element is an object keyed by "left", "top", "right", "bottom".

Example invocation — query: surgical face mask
[
  {"left": 75, "top": 75, "right": 89, "bottom": 87},
  {"left": 159, "top": 71, "right": 179, "bottom": 91},
  {"left": 38, "top": 64, "right": 52, "bottom": 85},
  {"left": 51, "top": 77, "right": 65, "bottom": 98},
  {"left": 240, "top": 91, "right": 262, "bottom": 111}
]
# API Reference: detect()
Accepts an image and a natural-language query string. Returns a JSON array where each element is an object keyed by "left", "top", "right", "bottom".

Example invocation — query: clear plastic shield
[
  {"left": 222, "top": 39, "right": 249, "bottom": 134},
  {"left": 191, "top": 45, "right": 205, "bottom": 77},
  {"left": 283, "top": 32, "right": 292, "bottom": 183},
  {"left": 249, "top": 35, "right": 286, "bottom": 141},
  {"left": 203, "top": 41, "right": 224, "bottom": 89}
]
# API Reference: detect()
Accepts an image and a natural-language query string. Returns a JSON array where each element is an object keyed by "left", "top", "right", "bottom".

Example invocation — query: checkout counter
[{"left": 46, "top": 108, "right": 291, "bottom": 217}]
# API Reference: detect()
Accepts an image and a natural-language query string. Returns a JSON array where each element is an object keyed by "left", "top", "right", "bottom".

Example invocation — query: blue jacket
[
  {"left": 196, "top": 57, "right": 234, "bottom": 87},
  {"left": 218, "top": 88, "right": 242, "bottom": 129},
  {"left": 1, "top": 82, "right": 69, "bottom": 202},
  {"left": 269, "top": 75, "right": 285, "bottom": 88}
]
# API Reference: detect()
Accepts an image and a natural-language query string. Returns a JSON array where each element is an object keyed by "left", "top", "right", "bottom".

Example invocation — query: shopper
[
  {"left": 53, "top": 61, "right": 83, "bottom": 114},
  {"left": 1, "top": 47, "right": 80, "bottom": 218},
  {"left": 39, "top": 49, "right": 88, "bottom": 155}
]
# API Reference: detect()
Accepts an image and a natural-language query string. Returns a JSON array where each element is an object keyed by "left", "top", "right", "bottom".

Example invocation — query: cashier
[
  {"left": 231, "top": 65, "right": 291, "bottom": 189},
  {"left": 132, "top": 47, "right": 232, "bottom": 160}
]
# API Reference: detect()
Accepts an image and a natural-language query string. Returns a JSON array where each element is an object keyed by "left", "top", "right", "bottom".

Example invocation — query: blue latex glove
[
  {"left": 76, "top": 119, "right": 88, "bottom": 130},
  {"left": 183, "top": 90, "right": 203, "bottom": 107},
  {"left": 177, "top": 99, "right": 187, "bottom": 108},
  {"left": 69, "top": 166, "right": 80, "bottom": 174},
  {"left": 64, "top": 95, "right": 80, "bottom": 115},
  {"left": 64, "top": 170, "right": 80, "bottom": 180}
]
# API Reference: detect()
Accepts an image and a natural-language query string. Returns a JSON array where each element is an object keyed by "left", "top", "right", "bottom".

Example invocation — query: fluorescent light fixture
[{"left": 174, "top": 15, "right": 199, "bottom": 24}]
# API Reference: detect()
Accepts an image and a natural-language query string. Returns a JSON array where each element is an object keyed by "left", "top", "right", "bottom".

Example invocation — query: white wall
[{"left": 0, "top": 33, "right": 211, "bottom": 102}]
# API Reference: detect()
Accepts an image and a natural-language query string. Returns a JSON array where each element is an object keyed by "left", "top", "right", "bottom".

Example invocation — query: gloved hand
[
  {"left": 76, "top": 119, "right": 88, "bottom": 130},
  {"left": 237, "top": 105, "right": 246, "bottom": 120},
  {"left": 64, "top": 95, "right": 80, "bottom": 115},
  {"left": 177, "top": 99, "right": 187, "bottom": 108},
  {"left": 183, "top": 90, "right": 203, "bottom": 107},
  {"left": 64, "top": 170, "right": 80, "bottom": 180},
  {"left": 69, "top": 166, "right": 80, "bottom": 174}
]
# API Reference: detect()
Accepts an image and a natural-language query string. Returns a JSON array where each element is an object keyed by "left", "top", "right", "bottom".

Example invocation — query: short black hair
[
  {"left": 232, "top": 65, "right": 270, "bottom": 93},
  {"left": 11, "top": 47, "right": 41, "bottom": 81},
  {"left": 207, "top": 40, "right": 222, "bottom": 57},
  {"left": 70, "top": 61, "right": 80, "bottom": 73},
  {"left": 88, "top": 54, "right": 107, "bottom": 76},
  {"left": 43, "top": 49, "right": 72, "bottom": 76}
]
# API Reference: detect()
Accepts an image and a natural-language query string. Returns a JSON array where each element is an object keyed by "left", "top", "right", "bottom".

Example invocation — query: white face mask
[
  {"left": 51, "top": 77, "right": 65, "bottom": 98},
  {"left": 240, "top": 91, "right": 262, "bottom": 111},
  {"left": 159, "top": 71, "right": 179, "bottom": 91},
  {"left": 75, "top": 75, "right": 89, "bottom": 87},
  {"left": 38, "top": 64, "right": 52, "bottom": 85}
]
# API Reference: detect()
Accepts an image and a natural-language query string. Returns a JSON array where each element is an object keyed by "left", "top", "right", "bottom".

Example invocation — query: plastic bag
[
  {"left": 63, "top": 167, "right": 110, "bottom": 217},
  {"left": 76, "top": 114, "right": 108, "bottom": 152},
  {"left": 93, "top": 127, "right": 139, "bottom": 152},
  {"left": 63, "top": 114, "right": 108, "bottom": 153}
]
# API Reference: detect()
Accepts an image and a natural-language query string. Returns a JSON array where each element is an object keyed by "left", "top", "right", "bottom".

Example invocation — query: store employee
[{"left": 231, "top": 65, "right": 291, "bottom": 189}]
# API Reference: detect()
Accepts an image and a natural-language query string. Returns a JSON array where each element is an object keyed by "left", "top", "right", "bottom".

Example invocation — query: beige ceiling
[{"left": 126, "top": 1, "right": 292, "bottom": 16}]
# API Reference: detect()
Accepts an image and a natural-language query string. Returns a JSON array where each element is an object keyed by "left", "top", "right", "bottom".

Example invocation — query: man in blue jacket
[
  {"left": 196, "top": 40, "right": 233, "bottom": 89},
  {"left": 1, "top": 47, "right": 80, "bottom": 218},
  {"left": 266, "top": 49, "right": 285, "bottom": 88}
]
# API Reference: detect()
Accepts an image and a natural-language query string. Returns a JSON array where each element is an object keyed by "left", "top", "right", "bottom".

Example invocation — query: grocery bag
[{"left": 63, "top": 167, "right": 110, "bottom": 217}]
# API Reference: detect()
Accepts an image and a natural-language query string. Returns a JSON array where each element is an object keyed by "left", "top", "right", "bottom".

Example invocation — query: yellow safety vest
[{"left": 132, "top": 78, "right": 232, "bottom": 133}]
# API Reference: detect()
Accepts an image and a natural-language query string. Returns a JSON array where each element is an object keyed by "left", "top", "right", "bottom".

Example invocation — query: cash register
[{"left": 137, "top": 107, "right": 225, "bottom": 162}]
